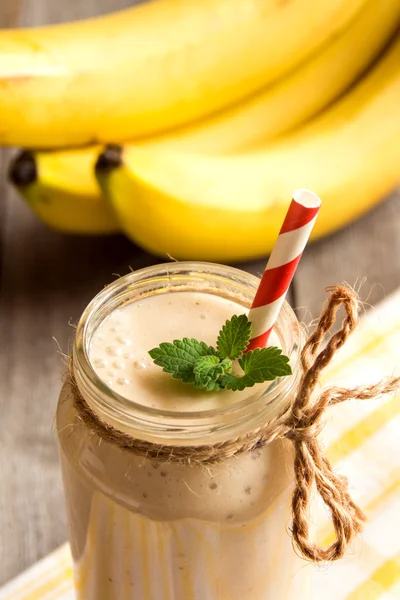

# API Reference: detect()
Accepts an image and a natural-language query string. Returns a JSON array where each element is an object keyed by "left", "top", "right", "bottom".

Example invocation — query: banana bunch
[
  {"left": 0, "top": 0, "right": 371, "bottom": 146},
  {"left": 5, "top": 0, "right": 400, "bottom": 259}
]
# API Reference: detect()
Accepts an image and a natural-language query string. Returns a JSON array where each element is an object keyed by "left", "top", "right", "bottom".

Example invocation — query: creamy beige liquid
[
  {"left": 57, "top": 292, "right": 313, "bottom": 599},
  {"left": 90, "top": 292, "right": 271, "bottom": 411}
]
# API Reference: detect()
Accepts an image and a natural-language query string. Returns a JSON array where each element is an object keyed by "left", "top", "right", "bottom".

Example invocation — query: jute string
[{"left": 69, "top": 285, "right": 399, "bottom": 562}]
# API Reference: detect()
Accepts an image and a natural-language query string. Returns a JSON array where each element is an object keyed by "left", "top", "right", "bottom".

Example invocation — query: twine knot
[{"left": 285, "top": 417, "right": 323, "bottom": 443}]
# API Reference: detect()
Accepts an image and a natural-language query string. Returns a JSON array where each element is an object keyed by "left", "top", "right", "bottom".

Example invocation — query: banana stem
[
  {"left": 9, "top": 150, "right": 37, "bottom": 187},
  {"left": 95, "top": 145, "right": 123, "bottom": 174}
]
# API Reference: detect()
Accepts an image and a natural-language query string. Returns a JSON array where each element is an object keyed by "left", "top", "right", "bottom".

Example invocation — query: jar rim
[{"left": 73, "top": 262, "right": 302, "bottom": 444}]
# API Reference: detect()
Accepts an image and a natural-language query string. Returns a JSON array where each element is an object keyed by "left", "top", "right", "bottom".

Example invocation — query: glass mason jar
[{"left": 57, "top": 262, "right": 312, "bottom": 600}]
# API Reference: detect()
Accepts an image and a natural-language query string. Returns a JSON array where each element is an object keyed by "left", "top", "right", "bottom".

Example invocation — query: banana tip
[
  {"left": 95, "top": 144, "right": 123, "bottom": 174},
  {"left": 8, "top": 150, "right": 37, "bottom": 187}
]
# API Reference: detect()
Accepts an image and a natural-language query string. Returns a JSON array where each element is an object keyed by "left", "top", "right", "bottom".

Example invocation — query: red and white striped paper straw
[{"left": 246, "top": 189, "right": 321, "bottom": 351}]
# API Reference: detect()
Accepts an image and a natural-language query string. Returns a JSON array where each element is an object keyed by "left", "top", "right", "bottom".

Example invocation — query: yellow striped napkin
[{"left": 1, "top": 288, "right": 399, "bottom": 600}]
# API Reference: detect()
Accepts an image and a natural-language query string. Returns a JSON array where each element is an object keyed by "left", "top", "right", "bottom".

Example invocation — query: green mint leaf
[
  {"left": 239, "top": 347, "right": 292, "bottom": 379},
  {"left": 193, "top": 356, "right": 232, "bottom": 390},
  {"left": 149, "top": 321, "right": 292, "bottom": 394},
  {"left": 216, "top": 314, "right": 252, "bottom": 360},
  {"left": 148, "top": 338, "right": 217, "bottom": 384},
  {"left": 218, "top": 372, "right": 239, "bottom": 389},
  {"left": 221, "top": 347, "right": 292, "bottom": 391}
]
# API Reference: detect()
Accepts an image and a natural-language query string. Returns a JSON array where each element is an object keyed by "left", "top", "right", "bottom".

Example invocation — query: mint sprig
[{"left": 148, "top": 314, "right": 292, "bottom": 393}]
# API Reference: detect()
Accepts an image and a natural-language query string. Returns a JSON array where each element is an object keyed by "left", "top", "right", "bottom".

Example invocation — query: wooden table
[{"left": 0, "top": 0, "right": 399, "bottom": 587}]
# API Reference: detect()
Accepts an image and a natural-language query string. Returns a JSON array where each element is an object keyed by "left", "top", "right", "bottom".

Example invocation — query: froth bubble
[
  {"left": 106, "top": 345, "right": 123, "bottom": 356},
  {"left": 117, "top": 377, "right": 130, "bottom": 385},
  {"left": 133, "top": 360, "right": 147, "bottom": 370},
  {"left": 93, "top": 358, "right": 107, "bottom": 369},
  {"left": 117, "top": 335, "right": 132, "bottom": 346},
  {"left": 112, "top": 360, "right": 125, "bottom": 370}
]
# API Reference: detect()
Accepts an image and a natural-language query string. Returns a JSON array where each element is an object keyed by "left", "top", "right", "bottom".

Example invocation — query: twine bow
[
  {"left": 286, "top": 285, "right": 399, "bottom": 561},
  {"left": 68, "top": 285, "right": 400, "bottom": 563}
]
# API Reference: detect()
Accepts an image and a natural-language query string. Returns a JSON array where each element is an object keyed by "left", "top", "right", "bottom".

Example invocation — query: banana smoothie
[{"left": 57, "top": 263, "right": 312, "bottom": 599}]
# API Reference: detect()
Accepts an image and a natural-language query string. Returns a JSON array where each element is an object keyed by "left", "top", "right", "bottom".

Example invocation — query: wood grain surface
[{"left": 0, "top": 0, "right": 399, "bottom": 586}]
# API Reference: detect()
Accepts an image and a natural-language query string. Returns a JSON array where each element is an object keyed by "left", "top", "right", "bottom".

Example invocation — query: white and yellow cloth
[{"left": 1, "top": 289, "right": 399, "bottom": 600}]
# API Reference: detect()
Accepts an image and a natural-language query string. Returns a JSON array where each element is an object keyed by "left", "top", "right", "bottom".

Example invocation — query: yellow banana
[
  {"left": 0, "top": 0, "right": 369, "bottom": 147},
  {"left": 96, "top": 33, "right": 400, "bottom": 262},
  {"left": 9, "top": 149, "right": 119, "bottom": 234},
  {"left": 143, "top": 0, "right": 400, "bottom": 154}
]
